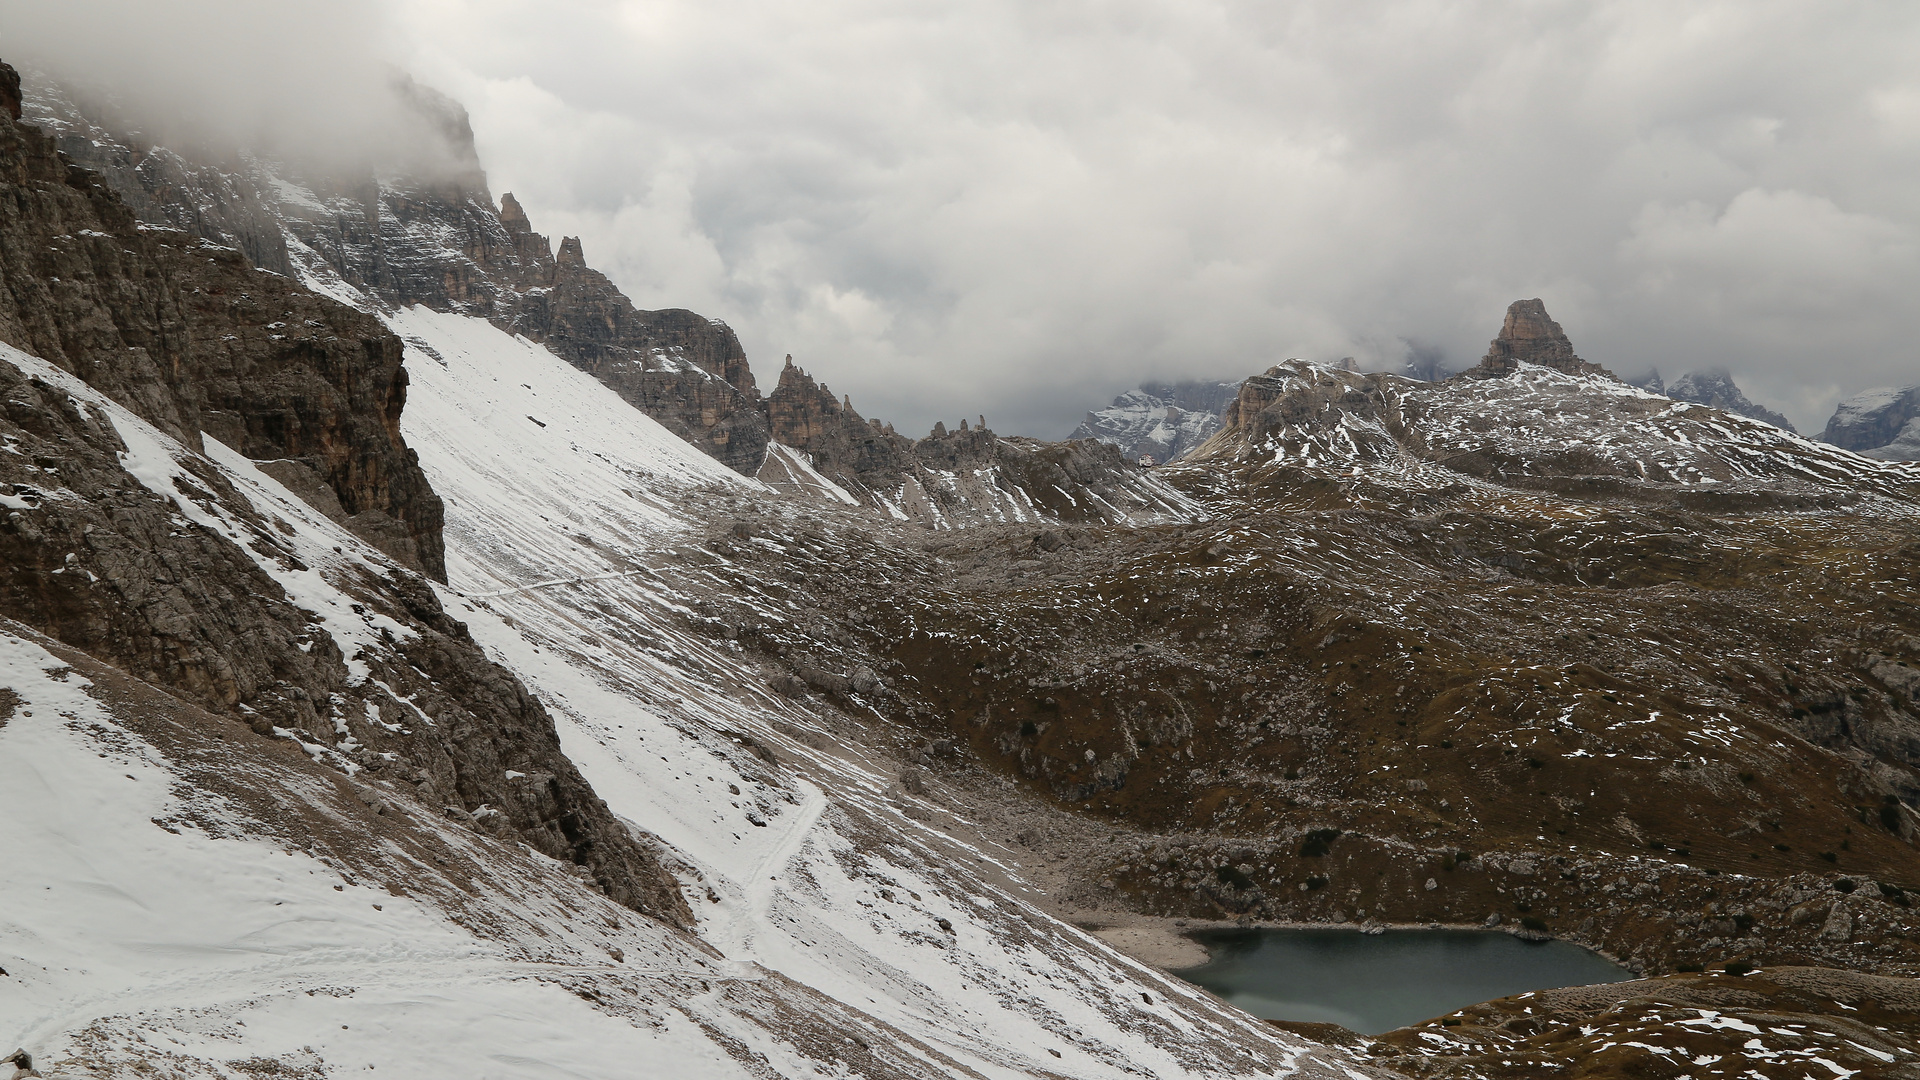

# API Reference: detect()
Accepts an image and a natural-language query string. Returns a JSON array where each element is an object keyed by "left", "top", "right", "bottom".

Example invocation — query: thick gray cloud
[
  {"left": 10, "top": 1, "right": 1919, "bottom": 436},
  {"left": 0, "top": 0, "right": 475, "bottom": 182}
]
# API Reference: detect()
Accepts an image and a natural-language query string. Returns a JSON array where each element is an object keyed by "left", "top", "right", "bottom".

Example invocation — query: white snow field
[{"left": 0, "top": 318, "right": 1375, "bottom": 1079}]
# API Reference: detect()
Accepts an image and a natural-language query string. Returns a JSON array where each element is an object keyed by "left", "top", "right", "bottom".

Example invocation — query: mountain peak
[
  {"left": 1474, "top": 298, "right": 1606, "bottom": 378},
  {"left": 1822, "top": 382, "right": 1920, "bottom": 459},
  {"left": 1667, "top": 367, "right": 1796, "bottom": 432}
]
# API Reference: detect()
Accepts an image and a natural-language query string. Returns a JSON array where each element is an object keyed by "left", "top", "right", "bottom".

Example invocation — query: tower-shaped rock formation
[{"left": 1474, "top": 299, "right": 1607, "bottom": 378}]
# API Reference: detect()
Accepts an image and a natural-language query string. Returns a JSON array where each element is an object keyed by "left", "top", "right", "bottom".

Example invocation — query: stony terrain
[{"left": 1370, "top": 964, "right": 1920, "bottom": 1078}]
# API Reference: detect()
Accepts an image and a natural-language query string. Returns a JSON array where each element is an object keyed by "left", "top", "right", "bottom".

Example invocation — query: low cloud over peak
[
  {"left": 10, "top": 1, "right": 1917, "bottom": 436},
  {"left": 3, "top": 0, "right": 480, "bottom": 183}
]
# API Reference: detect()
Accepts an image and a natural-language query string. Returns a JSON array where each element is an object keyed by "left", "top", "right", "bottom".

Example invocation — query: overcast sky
[{"left": 9, "top": 1, "right": 1919, "bottom": 436}]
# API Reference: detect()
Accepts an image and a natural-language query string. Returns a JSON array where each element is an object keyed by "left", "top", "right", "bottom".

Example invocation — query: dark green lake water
[{"left": 1173, "top": 928, "right": 1632, "bottom": 1034}]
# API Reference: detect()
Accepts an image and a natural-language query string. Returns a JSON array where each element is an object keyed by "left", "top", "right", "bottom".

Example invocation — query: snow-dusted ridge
[{"left": 1190, "top": 359, "right": 1920, "bottom": 503}]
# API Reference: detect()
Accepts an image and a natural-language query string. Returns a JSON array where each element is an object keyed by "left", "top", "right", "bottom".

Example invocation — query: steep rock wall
[
  {"left": 0, "top": 60, "right": 689, "bottom": 925},
  {"left": 21, "top": 75, "right": 772, "bottom": 475},
  {"left": 0, "top": 90, "right": 445, "bottom": 579}
]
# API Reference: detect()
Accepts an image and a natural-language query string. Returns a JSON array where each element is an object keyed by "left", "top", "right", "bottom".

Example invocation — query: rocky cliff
[
  {"left": 0, "top": 60, "right": 688, "bottom": 925},
  {"left": 0, "top": 76, "right": 445, "bottom": 579},
  {"left": 1470, "top": 298, "right": 1612, "bottom": 379},
  {"left": 764, "top": 354, "right": 913, "bottom": 485},
  {"left": 20, "top": 71, "right": 772, "bottom": 475},
  {"left": 1822, "top": 383, "right": 1920, "bottom": 461},
  {"left": 757, "top": 355, "right": 1196, "bottom": 525}
]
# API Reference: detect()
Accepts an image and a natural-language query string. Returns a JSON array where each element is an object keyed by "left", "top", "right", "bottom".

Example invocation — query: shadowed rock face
[
  {"left": 495, "top": 214, "right": 771, "bottom": 472},
  {"left": 766, "top": 355, "right": 913, "bottom": 485},
  {"left": 0, "top": 62, "right": 19, "bottom": 122},
  {"left": 20, "top": 76, "right": 773, "bottom": 476},
  {"left": 1822, "top": 384, "right": 1920, "bottom": 460},
  {"left": 1473, "top": 299, "right": 1609, "bottom": 378}
]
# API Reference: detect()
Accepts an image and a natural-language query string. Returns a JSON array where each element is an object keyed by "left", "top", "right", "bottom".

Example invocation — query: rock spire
[{"left": 1474, "top": 299, "right": 1606, "bottom": 378}]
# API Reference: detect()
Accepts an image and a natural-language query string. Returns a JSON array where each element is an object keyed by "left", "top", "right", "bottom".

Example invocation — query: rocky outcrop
[
  {"left": 757, "top": 358, "right": 1194, "bottom": 524},
  {"left": 497, "top": 221, "right": 769, "bottom": 472},
  {"left": 1471, "top": 298, "right": 1610, "bottom": 378},
  {"left": 1201, "top": 360, "right": 1407, "bottom": 462},
  {"left": 19, "top": 74, "right": 772, "bottom": 475},
  {"left": 1668, "top": 367, "right": 1796, "bottom": 432},
  {"left": 766, "top": 355, "right": 912, "bottom": 485},
  {"left": 0, "top": 62, "right": 19, "bottom": 122},
  {"left": 0, "top": 74, "right": 445, "bottom": 579},
  {"left": 1822, "top": 384, "right": 1920, "bottom": 460},
  {"left": 0, "top": 59, "right": 688, "bottom": 926},
  {"left": 1068, "top": 380, "right": 1240, "bottom": 464}
]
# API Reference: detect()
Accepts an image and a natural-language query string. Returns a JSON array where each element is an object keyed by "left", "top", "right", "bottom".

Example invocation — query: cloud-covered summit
[{"left": 8, "top": 1, "right": 1917, "bottom": 437}]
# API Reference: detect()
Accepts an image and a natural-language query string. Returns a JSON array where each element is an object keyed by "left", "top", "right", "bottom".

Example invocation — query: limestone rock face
[
  {"left": 0, "top": 62, "right": 19, "bottom": 122},
  {"left": 766, "top": 355, "right": 914, "bottom": 488},
  {"left": 0, "top": 82, "right": 445, "bottom": 580},
  {"left": 20, "top": 75, "right": 771, "bottom": 475},
  {"left": 1209, "top": 361, "right": 1405, "bottom": 456},
  {"left": 1822, "top": 384, "right": 1920, "bottom": 460},
  {"left": 1473, "top": 298, "right": 1609, "bottom": 378},
  {"left": 1667, "top": 368, "right": 1796, "bottom": 432},
  {"left": 495, "top": 221, "right": 769, "bottom": 473},
  {"left": 758, "top": 357, "right": 1192, "bottom": 525},
  {"left": 0, "top": 60, "right": 688, "bottom": 926}
]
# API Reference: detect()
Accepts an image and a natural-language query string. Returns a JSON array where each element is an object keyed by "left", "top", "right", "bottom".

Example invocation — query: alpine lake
[{"left": 1173, "top": 927, "right": 1633, "bottom": 1034}]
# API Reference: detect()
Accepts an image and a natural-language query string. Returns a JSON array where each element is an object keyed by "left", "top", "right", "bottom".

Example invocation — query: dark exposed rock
[
  {"left": 761, "top": 356, "right": 1187, "bottom": 525},
  {"left": 766, "top": 355, "right": 912, "bottom": 486},
  {"left": 501, "top": 223, "right": 769, "bottom": 472},
  {"left": 1822, "top": 383, "right": 1920, "bottom": 460},
  {"left": 0, "top": 77, "right": 444, "bottom": 579},
  {"left": 0, "top": 63, "right": 19, "bottom": 123},
  {"left": 1667, "top": 367, "right": 1796, "bottom": 432},
  {"left": 1471, "top": 299, "right": 1610, "bottom": 379},
  {"left": 1208, "top": 361, "right": 1408, "bottom": 458},
  {"left": 19, "top": 72, "right": 772, "bottom": 476},
  {"left": 0, "top": 59, "right": 689, "bottom": 926}
]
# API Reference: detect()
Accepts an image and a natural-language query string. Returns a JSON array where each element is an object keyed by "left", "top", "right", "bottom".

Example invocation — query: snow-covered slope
[
  {"left": 383, "top": 304, "right": 1369, "bottom": 1077},
  {"left": 0, "top": 312, "right": 1373, "bottom": 1076}
]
